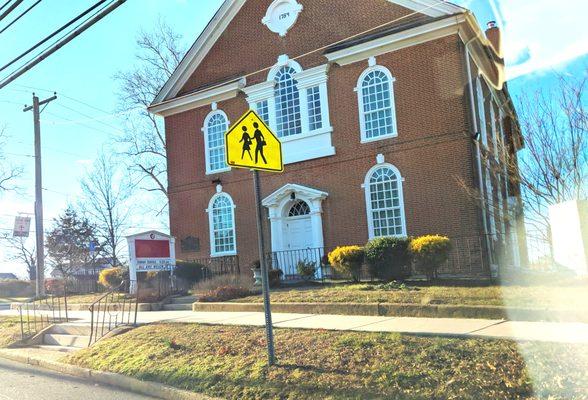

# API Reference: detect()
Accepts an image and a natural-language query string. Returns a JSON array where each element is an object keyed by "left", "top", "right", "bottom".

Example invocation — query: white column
[
  {"left": 309, "top": 200, "right": 324, "bottom": 249},
  {"left": 268, "top": 207, "right": 283, "bottom": 252}
]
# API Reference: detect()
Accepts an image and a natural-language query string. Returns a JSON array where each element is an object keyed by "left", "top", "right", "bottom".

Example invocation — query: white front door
[{"left": 284, "top": 217, "right": 313, "bottom": 250}]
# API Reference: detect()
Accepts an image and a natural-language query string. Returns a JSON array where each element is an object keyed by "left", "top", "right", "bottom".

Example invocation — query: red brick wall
[{"left": 164, "top": 0, "right": 488, "bottom": 275}]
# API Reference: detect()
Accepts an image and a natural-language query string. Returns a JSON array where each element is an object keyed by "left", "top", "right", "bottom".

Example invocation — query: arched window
[
  {"left": 288, "top": 200, "right": 310, "bottom": 217},
  {"left": 476, "top": 77, "right": 488, "bottom": 146},
  {"left": 364, "top": 164, "right": 406, "bottom": 238},
  {"left": 204, "top": 111, "right": 229, "bottom": 174},
  {"left": 208, "top": 193, "right": 236, "bottom": 256},
  {"left": 274, "top": 66, "right": 302, "bottom": 138},
  {"left": 357, "top": 66, "right": 397, "bottom": 142}
]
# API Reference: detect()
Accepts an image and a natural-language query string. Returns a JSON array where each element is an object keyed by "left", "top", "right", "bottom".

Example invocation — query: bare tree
[
  {"left": 0, "top": 126, "right": 22, "bottom": 192},
  {"left": 115, "top": 19, "right": 185, "bottom": 208},
  {"left": 6, "top": 237, "right": 36, "bottom": 281},
  {"left": 80, "top": 153, "right": 131, "bottom": 267},
  {"left": 508, "top": 72, "right": 588, "bottom": 235}
]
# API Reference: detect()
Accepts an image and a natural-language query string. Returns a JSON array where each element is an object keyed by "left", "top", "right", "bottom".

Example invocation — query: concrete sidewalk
[{"left": 2, "top": 309, "right": 587, "bottom": 343}]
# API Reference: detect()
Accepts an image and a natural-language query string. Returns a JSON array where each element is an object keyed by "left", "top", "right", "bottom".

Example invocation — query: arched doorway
[{"left": 262, "top": 184, "right": 328, "bottom": 279}]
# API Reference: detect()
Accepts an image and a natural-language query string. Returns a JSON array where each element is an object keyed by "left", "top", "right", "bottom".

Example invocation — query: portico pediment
[{"left": 262, "top": 184, "right": 328, "bottom": 208}]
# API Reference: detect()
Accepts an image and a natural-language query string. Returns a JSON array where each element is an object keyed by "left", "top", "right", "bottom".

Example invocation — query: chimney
[{"left": 485, "top": 21, "right": 502, "bottom": 57}]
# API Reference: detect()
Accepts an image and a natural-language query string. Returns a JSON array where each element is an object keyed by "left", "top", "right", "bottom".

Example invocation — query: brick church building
[{"left": 150, "top": 0, "right": 526, "bottom": 278}]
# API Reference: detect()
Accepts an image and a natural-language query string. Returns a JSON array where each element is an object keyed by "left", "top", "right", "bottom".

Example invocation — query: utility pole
[{"left": 23, "top": 92, "right": 57, "bottom": 297}]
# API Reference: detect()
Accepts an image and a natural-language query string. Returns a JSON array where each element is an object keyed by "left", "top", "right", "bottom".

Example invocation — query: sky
[{"left": 0, "top": 0, "right": 587, "bottom": 277}]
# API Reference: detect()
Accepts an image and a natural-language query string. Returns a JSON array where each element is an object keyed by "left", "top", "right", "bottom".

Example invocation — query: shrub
[
  {"left": 45, "top": 278, "right": 66, "bottom": 295},
  {"left": 410, "top": 235, "right": 451, "bottom": 281},
  {"left": 175, "top": 261, "right": 206, "bottom": 284},
  {"left": 364, "top": 237, "right": 412, "bottom": 282},
  {"left": 296, "top": 260, "right": 317, "bottom": 281},
  {"left": 198, "top": 285, "right": 253, "bottom": 302},
  {"left": 192, "top": 274, "right": 257, "bottom": 294},
  {"left": 269, "top": 269, "right": 283, "bottom": 288},
  {"left": 328, "top": 246, "right": 365, "bottom": 282},
  {"left": 98, "top": 268, "right": 124, "bottom": 289}
]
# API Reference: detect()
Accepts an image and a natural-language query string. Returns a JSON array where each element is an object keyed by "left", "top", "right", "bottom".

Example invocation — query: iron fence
[
  {"left": 186, "top": 255, "right": 241, "bottom": 281},
  {"left": 17, "top": 287, "right": 69, "bottom": 340},
  {"left": 88, "top": 280, "right": 138, "bottom": 346},
  {"left": 266, "top": 248, "right": 328, "bottom": 281}
]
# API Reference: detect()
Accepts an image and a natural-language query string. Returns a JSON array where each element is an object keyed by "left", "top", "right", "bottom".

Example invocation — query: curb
[
  {"left": 192, "top": 301, "right": 588, "bottom": 322},
  {"left": 0, "top": 350, "right": 220, "bottom": 400}
]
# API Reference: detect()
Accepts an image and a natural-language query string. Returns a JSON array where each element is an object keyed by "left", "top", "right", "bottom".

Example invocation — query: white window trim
[
  {"left": 361, "top": 163, "right": 407, "bottom": 240},
  {"left": 206, "top": 191, "right": 237, "bottom": 257},
  {"left": 355, "top": 64, "right": 399, "bottom": 144},
  {"left": 489, "top": 102, "right": 499, "bottom": 160},
  {"left": 476, "top": 77, "right": 488, "bottom": 148},
  {"left": 202, "top": 109, "right": 231, "bottom": 175},
  {"left": 243, "top": 56, "right": 334, "bottom": 165}
]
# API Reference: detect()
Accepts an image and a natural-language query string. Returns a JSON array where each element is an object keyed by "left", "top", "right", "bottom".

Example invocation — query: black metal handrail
[
  {"left": 88, "top": 280, "right": 138, "bottom": 346},
  {"left": 17, "top": 288, "right": 69, "bottom": 340},
  {"left": 267, "top": 248, "right": 328, "bottom": 281}
]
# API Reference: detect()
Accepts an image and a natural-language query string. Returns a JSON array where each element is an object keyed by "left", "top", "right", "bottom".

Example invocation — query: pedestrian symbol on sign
[{"left": 225, "top": 110, "right": 283, "bottom": 172}]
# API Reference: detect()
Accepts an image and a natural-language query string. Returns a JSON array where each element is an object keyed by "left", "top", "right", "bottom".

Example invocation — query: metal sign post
[
  {"left": 252, "top": 170, "right": 276, "bottom": 366},
  {"left": 225, "top": 109, "right": 283, "bottom": 367}
]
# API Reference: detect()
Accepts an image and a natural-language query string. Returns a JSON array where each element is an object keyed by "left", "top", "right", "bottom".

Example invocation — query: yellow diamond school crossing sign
[{"left": 225, "top": 110, "right": 283, "bottom": 173}]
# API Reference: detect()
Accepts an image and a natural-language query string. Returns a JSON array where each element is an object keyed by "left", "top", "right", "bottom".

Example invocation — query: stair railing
[
  {"left": 88, "top": 280, "right": 138, "bottom": 346},
  {"left": 17, "top": 286, "right": 69, "bottom": 340}
]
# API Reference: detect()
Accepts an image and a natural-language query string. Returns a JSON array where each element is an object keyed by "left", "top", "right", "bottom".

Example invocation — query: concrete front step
[
  {"left": 162, "top": 303, "right": 192, "bottom": 311},
  {"left": 170, "top": 296, "right": 197, "bottom": 304},
  {"left": 43, "top": 333, "right": 89, "bottom": 348},
  {"left": 34, "top": 344, "right": 80, "bottom": 353},
  {"left": 47, "top": 323, "right": 92, "bottom": 336}
]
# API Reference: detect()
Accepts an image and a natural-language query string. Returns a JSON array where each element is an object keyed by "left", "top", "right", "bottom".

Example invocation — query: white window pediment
[{"left": 243, "top": 57, "right": 335, "bottom": 165}]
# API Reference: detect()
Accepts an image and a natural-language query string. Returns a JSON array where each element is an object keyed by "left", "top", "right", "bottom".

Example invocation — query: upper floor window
[
  {"left": 476, "top": 77, "right": 488, "bottom": 147},
  {"left": 363, "top": 163, "right": 406, "bottom": 239},
  {"left": 207, "top": 192, "right": 236, "bottom": 256},
  {"left": 357, "top": 65, "right": 398, "bottom": 143},
  {"left": 275, "top": 66, "right": 302, "bottom": 138},
  {"left": 203, "top": 110, "right": 229, "bottom": 175},
  {"left": 243, "top": 55, "right": 334, "bottom": 165}
]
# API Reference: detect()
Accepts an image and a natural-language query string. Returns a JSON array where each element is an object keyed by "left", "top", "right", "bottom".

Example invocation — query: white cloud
[{"left": 495, "top": 0, "right": 588, "bottom": 79}]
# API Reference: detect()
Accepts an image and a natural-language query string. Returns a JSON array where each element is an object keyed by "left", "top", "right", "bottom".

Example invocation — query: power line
[
  {"left": 0, "top": 0, "right": 24, "bottom": 23},
  {"left": 0, "top": 0, "right": 42, "bottom": 36},
  {"left": 0, "top": 0, "right": 126, "bottom": 89},
  {"left": 0, "top": 0, "right": 12, "bottom": 13},
  {"left": 13, "top": 84, "right": 112, "bottom": 114},
  {"left": 0, "top": 0, "right": 109, "bottom": 75},
  {"left": 54, "top": 102, "right": 123, "bottom": 132}
]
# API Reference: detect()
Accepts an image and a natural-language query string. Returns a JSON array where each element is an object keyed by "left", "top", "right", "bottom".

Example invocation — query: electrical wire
[
  {"left": 0, "top": 0, "right": 109, "bottom": 75},
  {"left": 0, "top": 0, "right": 42, "bottom": 36}
]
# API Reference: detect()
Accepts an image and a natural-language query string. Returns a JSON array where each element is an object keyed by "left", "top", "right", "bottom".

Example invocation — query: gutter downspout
[{"left": 463, "top": 36, "right": 494, "bottom": 277}]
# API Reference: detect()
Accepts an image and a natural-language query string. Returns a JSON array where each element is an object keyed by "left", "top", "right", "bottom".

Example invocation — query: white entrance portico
[{"left": 262, "top": 184, "right": 328, "bottom": 278}]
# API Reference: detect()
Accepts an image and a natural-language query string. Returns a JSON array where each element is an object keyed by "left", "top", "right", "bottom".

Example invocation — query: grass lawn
[
  {"left": 0, "top": 297, "right": 28, "bottom": 303},
  {"left": 230, "top": 281, "right": 588, "bottom": 309},
  {"left": 65, "top": 293, "right": 129, "bottom": 304},
  {"left": 67, "top": 323, "right": 587, "bottom": 400},
  {"left": 0, "top": 317, "right": 25, "bottom": 348}
]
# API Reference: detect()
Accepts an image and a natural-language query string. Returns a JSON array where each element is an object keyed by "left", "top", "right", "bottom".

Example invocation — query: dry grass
[
  {"left": 231, "top": 281, "right": 588, "bottom": 309},
  {"left": 192, "top": 274, "right": 259, "bottom": 295},
  {"left": 67, "top": 323, "right": 588, "bottom": 399},
  {"left": 0, "top": 317, "right": 25, "bottom": 348}
]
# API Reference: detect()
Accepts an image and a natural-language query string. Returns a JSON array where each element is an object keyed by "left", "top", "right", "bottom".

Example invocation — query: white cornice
[
  {"left": 389, "top": 0, "right": 463, "bottom": 17},
  {"left": 242, "top": 80, "right": 275, "bottom": 103},
  {"left": 326, "top": 14, "right": 465, "bottom": 67},
  {"left": 294, "top": 64, "right": 329, "bottom": 89},
  {"left": 149, "top": 78, "right": 246, "bottom": 117},
  {"left": 152, "top": 0, "right": 247, "bottom": 105}
]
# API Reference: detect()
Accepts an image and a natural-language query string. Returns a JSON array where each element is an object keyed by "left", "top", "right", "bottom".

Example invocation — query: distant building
[
  {"left": 150, "top": 0, "right": 527, "bottom": 278},
  {"left": 0, "top": 273, "right": 18, "bottom": 280}
]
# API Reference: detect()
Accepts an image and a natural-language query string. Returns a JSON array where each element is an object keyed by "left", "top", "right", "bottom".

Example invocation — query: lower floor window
[
  {"left": 208, "top": 193, "right": 236, "bottom": 255},
  {"left": 365, "top": 164, "right": 406, "bottom": 238}
]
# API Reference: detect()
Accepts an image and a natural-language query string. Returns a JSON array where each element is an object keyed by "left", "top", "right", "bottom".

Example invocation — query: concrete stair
[
  {"left": 162, "top": 295, "right": 197, "bottom": 311},
  {"left": 35, "top": 323, "right": 91, "bottom": 352}
]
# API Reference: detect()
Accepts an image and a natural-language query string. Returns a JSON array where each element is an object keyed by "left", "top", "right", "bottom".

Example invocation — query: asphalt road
[{"left": 0, "top": 358, "right": 158, "bottom": 400}]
